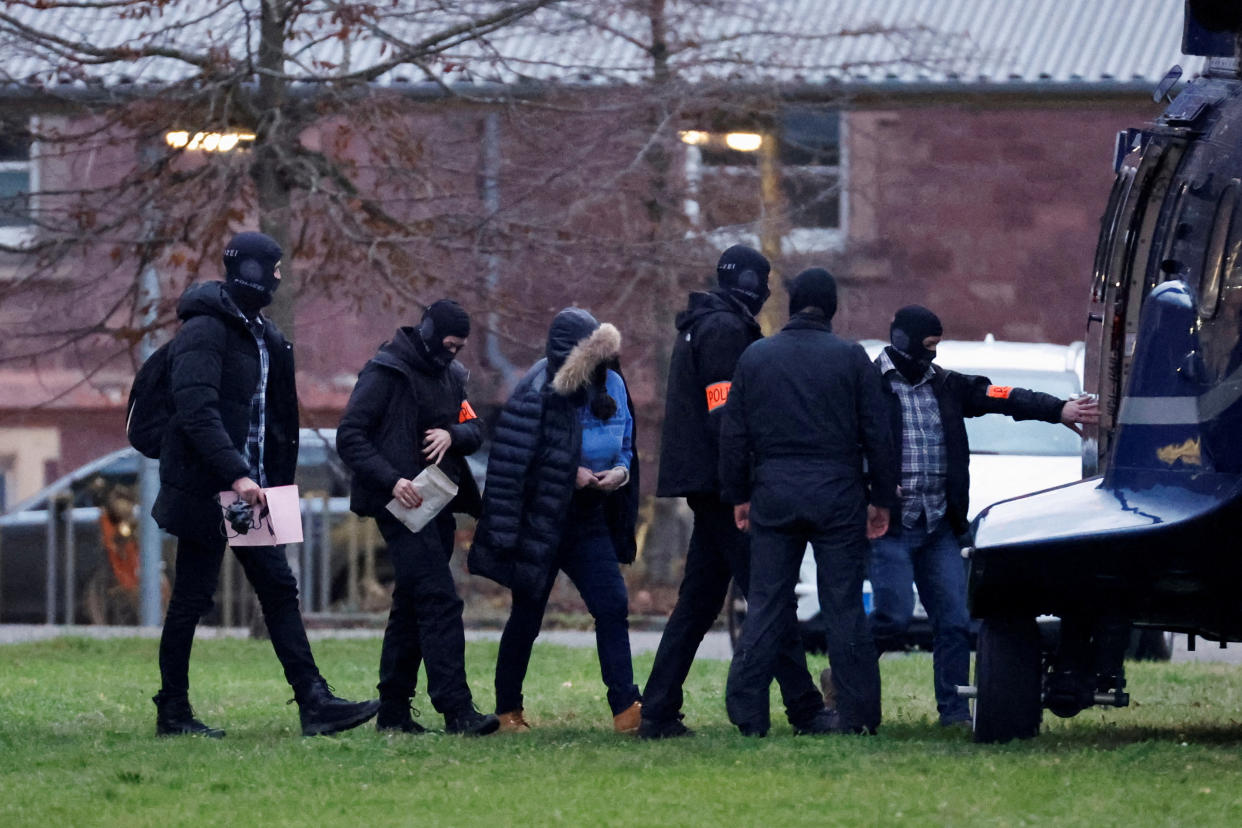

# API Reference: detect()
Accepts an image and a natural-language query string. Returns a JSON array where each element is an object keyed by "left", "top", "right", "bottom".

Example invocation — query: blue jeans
[
  {"left": 869, "top": 516, "right": 971, "bottom": 724},
  {"left": 494, "top": 505, "right": 640, "bottom": 717}
]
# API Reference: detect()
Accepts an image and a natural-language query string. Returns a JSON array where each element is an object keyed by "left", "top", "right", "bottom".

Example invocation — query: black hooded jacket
[
  {"left": 468, "top": 310, "right": 640, "bottom": 597},
  {"left": 657, "top": 290, "right": 762, "bottom": 498},
  {"left": 336, "top": 326, "right": 483, "bottom": 520},
  {"left": 152, "top": 281, "right": 299, "bottom": 540}
]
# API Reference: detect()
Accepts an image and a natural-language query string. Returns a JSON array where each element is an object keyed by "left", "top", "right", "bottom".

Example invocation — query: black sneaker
[
  {"left": 636, "top": 716, "right": 693, "bottom": 740},
  {"left": 376, "top": 698, "right": 427, "bottom": 734},
  {"left": 152, "top": 692, "right": 225, "bottom": 739},
  {"left": 295, "top": 679, "right": 380, "bottom": 737},
  {"left": 444, "top": 707, "right": 500, "bottom": 736}
]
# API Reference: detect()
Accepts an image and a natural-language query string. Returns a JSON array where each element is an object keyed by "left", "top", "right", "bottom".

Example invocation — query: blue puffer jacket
[{"left": 468, "top": 308, "right": 640, "bottom": 597}]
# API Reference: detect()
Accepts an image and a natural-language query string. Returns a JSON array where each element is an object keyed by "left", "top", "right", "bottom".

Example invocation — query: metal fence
[{"left": 0, "top": 492, "right": 387, "bottom": 627}]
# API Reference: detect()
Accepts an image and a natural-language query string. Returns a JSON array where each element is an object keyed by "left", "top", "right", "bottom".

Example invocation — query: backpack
[{"left": 125, "top": 341, "right": 174, "bottom": 459}]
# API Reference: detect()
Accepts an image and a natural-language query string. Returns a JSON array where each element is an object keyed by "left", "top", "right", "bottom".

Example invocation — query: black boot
[
  {"left": 295, "top": 678, "right": 380, "bottom": 737},
  {"left": 791, "top": 708, "right": 872, "bottom": 736},
  {"left": 444, "top": 706, "right": 500, "bottom": 736},
  {"left": 637, "top": 714, "right": 693, "bottom": 740},
  {"left": 376, "top": 698, "right": 427, "bottom": 734},
  {"left": 152, "top": 692, "right": 225, "bottom": 738}
]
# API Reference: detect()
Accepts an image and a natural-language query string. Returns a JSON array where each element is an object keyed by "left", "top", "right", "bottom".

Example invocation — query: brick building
[{"left": 0, "top": 0, "right": 1196, "bottom": 508}]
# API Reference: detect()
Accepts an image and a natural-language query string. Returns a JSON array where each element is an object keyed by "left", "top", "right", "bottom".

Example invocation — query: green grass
[{"left": 3, "top": 638, "right": 1242, "bottom": 827}]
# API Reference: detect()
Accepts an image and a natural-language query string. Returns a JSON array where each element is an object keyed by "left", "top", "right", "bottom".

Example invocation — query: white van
[{"left": 728, "top": 337, "right": 1086, "bottom": 652}]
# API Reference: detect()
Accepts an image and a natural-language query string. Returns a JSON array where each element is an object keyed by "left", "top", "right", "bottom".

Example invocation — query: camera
[{"left": 224, "top": 498, "right": 255, "bottom": 535}]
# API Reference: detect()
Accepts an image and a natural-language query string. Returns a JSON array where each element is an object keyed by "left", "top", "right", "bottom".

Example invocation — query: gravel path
[{"left": 2, "top": 625, "right": 1237, "bottom": 664}]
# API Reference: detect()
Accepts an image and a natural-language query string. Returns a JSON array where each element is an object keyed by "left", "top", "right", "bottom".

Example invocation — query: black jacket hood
[
  {"left": 177, "top": 281, "right": 248, "bottom": 326},
  {"left": 373, "top": 326, "right": 439, "bottom": 378},
  {"left": 675, "top": 290, "right": 759, "bottom": 335}
]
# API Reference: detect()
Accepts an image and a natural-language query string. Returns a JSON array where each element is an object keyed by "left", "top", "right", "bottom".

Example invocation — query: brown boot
[
  {"left": 613, "top": 701, "right": 642, "bottom": 734},
  {"left": 497, "top": 709, "right": 531, "bottom": 733},
  {"left": 820, "top": 668, "right": 837, "bottom": 711}
]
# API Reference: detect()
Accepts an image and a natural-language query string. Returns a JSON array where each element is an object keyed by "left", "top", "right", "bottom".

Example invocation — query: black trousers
[
  {"left": 642, "top": 494, "right": 823, "bottom": 725},
  {"left": 375, "top": 512, "right": 474, "bottom": 716},
  {"left": 726, "top": 511, "right": 880, "bottom": 734},
  {"left": 158, "top": 536, "right": 319, "bottom": 698}
]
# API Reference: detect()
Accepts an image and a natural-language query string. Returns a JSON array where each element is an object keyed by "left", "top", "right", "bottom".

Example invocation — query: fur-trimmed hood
[{"left": 545, "top": 308, "right": 621, "bottom": 396}]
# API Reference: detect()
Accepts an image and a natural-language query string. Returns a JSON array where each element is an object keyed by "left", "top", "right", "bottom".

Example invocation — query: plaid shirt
[
  {"left": 877, "top": 350, "right": 946, "bottom": 531},
  {"left": 223, "top": 293, "right": 269, "bottom": 487}
]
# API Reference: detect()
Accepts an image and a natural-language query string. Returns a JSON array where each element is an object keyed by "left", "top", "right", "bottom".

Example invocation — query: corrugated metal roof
[{"left": 0, "top": 0, "right": 1204, "bottom": 91}]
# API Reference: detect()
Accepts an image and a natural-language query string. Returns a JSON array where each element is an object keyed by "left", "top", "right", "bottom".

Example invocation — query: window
[
  {"left": 1200, "top": 180, "right": 1240, "bottom": 319},
  {"left": 0, "top": 454, "right": 11, "bottom": 512},
  {"left": 0, "top": 117, "right": 35, "bottom": 242},
  {"left": 681, "top": 108, "right": 845, "bottom": 253},
  {"left": 779, "top": 108, "right": 842, "bottom": 244}
]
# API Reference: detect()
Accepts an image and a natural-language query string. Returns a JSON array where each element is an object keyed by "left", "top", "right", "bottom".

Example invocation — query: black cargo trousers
[
  {"left": 374, "top": 510, "right": 475, "bottom": 716},
  {"left": 159, "top": 537, "right": 319, "bottom": 698},
  {"left": 725, "top": 505, "right": 881, "bottom": 736},
  {"left": 642, "top": 494, "right": 824, "bottom": 726}
]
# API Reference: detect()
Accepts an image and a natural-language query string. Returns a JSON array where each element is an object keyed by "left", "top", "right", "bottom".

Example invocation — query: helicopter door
[{"left": 1084, "top": 137, "right": 1186, "bottom": 475}]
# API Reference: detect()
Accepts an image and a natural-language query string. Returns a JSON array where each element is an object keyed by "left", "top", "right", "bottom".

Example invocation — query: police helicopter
[{"left": 963, "top": 0, "right": 1242, "bottom": 743}]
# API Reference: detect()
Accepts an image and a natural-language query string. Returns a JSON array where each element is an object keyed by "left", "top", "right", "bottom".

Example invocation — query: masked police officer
[
  {"left": 720, "top": 267, "right": 897, "bottom": 736},
  {"left": 640, "top": 246, "right": 827, "bottom": 739}
]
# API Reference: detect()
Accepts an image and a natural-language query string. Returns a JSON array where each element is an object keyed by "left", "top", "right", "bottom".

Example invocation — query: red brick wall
[
  {"left": 3, "top": 94, "right": 1171, "bottom": 480},
  {"left": 824, "top": 100, "right": 1164, "bottom": 344}
]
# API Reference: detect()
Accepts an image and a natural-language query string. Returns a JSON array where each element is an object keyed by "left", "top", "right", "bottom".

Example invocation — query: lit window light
[
  {"left": 725, "top": 132, "right": 763, "bottom": 152},
  {"left": 165, "top": 130, "right": 257, "bottom": 152}
]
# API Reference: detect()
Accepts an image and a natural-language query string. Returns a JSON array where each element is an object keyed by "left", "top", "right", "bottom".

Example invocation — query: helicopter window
[
  {"left": 1199, "top": 180, "right": 1240, "bottom": 319},
  {"left": 1154, "top": 182, "right": 1191, "bottom": 287},
  {"left": 1092, "top": 170, "right": 1130, "bottom": 303}
]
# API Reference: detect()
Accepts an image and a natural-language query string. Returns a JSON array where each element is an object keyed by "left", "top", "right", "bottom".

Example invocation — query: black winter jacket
[
  {"left": 468, "top": 318, "right": 640, "bottom": 597},
  {"left": 877, "top": 355, "right": 1066, "bottom": 536},
  {"left": 657, "top": 290, "right": 761, "bottom": 497},
  {"left": 719, "top": 314, "right": 898, "bottom": 528},
  {"left": 153, "top": 282, "right": 299, "bottom": 541},
  {"left": 336, "top": 327, "right": 483, "bottom": 521}
]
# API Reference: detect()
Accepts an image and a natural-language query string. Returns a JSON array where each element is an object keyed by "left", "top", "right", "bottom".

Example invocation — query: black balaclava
[
  {"left": 414, "top": 299, "right": 471, "bottom": 372},
  {"left": 888, "top": 304, "right": 943, "bottom": 384},
  {"left": 223, "top": 231, "right": 282, "bottom": 318},
  {"left": 716, "top": 244, "right": 771, "bottom": 316},
  {"left": 788, "top": 267, "right": 838, "bottom": 320}
]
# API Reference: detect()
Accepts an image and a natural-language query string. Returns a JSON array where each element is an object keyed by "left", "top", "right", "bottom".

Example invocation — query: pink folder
[{"left": 217, "top": 484, "right": 304, "bottom": 546}]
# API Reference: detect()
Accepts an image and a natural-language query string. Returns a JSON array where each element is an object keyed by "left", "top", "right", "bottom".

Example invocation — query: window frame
[
  {"left": 0, "top": 114, "right": 39, "bottom": 247},
  {"left": 682, "top": 109, "right": 847, "bottom": 254}
]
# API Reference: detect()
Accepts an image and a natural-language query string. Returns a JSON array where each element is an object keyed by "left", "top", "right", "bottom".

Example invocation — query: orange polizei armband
[
  {"left": 985, "top": 386, "right": 1013, "bottom": 399},
  {"left": 458, "top": 400, "right": 478, "bottom": 423},
  {"left": 705, "top": 381, "right": 731, "bottom": 412}
]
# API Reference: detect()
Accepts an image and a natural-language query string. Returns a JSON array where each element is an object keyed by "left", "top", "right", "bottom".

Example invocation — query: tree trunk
[{"left": 252, "top": 0, "right": 295, "bottom": 339}]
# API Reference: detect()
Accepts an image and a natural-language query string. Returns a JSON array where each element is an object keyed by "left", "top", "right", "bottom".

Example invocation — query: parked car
[
  {"left": 728, "top": 336, "right": 1087, "bottom": 653},
  {"left": 0, "top": 428, "right": 351, "bottom": 624}
]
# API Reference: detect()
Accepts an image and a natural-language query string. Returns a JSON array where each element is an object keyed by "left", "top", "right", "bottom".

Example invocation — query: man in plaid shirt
[
  {"left": 866, "top": 305, "right": 1098, "bottom": 728},
  {"left": 151, "top": 232, "right": 379, "bottom": 739}
]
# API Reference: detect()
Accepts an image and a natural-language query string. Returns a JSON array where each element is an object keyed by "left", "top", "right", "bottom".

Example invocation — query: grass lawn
[{"left": 2, "top": 637, "right": 1242, "bottom": 826}]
